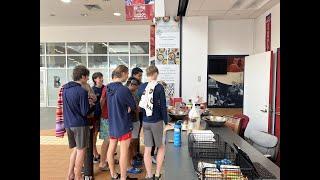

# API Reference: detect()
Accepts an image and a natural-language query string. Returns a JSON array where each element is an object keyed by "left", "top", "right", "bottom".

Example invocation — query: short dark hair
[
  {"left": 131, "top": 67, "right": 143, "bottom": 76},
  {"left": 112, "top": 65, "right": 129, "bottom": 78},
  {"left": 73, "top": 65, "right": 90, "bottom": 81},
  {"left": 126, "top": 77, "right": 140, "bottom": 86},
  {"left": 92, "top": 72, "right": 103, "bottom": 85},
  {"left": 146, "top": 65, "right": 159, "bottom": 77}
]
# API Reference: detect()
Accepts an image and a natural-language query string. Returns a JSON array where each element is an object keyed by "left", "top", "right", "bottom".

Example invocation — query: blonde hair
[
  {"left": 146, "top": 65, "right": 159, "bottom": 77},
  {"left": 112, "top": 65, "right": 129, "bottom": 78}
]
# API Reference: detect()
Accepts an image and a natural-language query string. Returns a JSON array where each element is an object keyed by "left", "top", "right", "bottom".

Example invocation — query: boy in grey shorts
[
  {"left": 137, "top": 66, "right": 169, "bottom": 180},
  {"left": 126, "top": 77, "right": 143, "bottom": 174}
]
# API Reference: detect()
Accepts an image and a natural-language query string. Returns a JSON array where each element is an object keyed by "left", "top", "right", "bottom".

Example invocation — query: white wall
[
  {"left": 40, "top": 25, "right": 150, "bottom": 42},
  {"left": 253, "top": 3, "right": 280, "bottom": 53},
  {"left": 208, "top": 19, "right": 254, "bottom": 55},
  {"left": 182, "top": 16, "right": 208, "bottom": 102}
]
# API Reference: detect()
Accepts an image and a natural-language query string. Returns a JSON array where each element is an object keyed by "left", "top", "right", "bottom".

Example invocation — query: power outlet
[{"left": 197, "top": 76, "right": 201, "bottom": 82}]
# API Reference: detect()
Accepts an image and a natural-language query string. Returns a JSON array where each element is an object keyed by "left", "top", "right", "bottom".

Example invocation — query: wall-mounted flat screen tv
[{"left": 208, "top": 56, "right": 228, "bottom": 74}]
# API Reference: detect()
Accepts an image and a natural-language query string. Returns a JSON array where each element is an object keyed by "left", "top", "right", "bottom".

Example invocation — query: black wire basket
[{"left": 188, "top": 132, "right": 260, "bottom": 180}]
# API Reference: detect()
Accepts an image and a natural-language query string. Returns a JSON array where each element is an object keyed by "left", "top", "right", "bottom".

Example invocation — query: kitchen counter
[{"left": 164, "top": 124, "right": 280, "bottom": 180}]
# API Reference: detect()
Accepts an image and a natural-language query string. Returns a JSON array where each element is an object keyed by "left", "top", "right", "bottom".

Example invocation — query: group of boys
[{"left": 61, "top": 64, "right": 169, "bottom": 180}]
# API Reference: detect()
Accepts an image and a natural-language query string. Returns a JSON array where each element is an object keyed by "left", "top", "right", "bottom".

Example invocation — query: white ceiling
[
  {"left": 40, "top": 0, "right": 153, "bottom": 26},
  {"left": 186, "top": 0, "right": 280, "bottom": 19},
  {"left": 40, "top": 0, "right": 279, "bottom": 27}
]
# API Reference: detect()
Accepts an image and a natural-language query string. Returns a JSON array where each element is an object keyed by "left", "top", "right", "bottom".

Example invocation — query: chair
[
  {"left": 233, "top": 114, "right": 249, "bottom": 138},
  {"left": 247, "top": 130, "right": 279, "bottom": 161}
]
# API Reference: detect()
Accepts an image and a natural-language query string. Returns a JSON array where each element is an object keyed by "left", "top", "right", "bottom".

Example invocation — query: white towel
[{"left": 139, "top": 81, "right": 158, "bottom": 117}]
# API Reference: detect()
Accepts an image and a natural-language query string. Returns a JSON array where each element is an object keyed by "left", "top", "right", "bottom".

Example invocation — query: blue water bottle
[{"left": 174, "top": 120, "right": 183, "bottom": 147}]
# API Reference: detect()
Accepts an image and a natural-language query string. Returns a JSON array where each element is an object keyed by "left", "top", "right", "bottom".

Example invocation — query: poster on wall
[
  {"left": 155, "top": 16, "right": 180, "bottom": 65},
  {"left": 154, "top": 16, "right": 180, "bottom": 97},
  {"left": 157, "top": 65, "right": 180, "bottom": 98},
  {"left": 266, "top": 13, "right": 271, "bottom": 51},
  {"left": 207, "top": 55, "right": 246, "bottom": 108},
  {"left": 125, "top": 0, "right": 154, "bottom": 21}
]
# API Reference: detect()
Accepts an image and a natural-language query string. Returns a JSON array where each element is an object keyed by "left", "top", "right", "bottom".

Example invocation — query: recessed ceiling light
[
  {"left": 113, "top": 12, "right": 121, "bottom": 16},
  {"left": 81, "top": 13, "right": 88, "bottom": 17},
  {"left": 61, "top": 0, "right": 72, "bottom": 3}
]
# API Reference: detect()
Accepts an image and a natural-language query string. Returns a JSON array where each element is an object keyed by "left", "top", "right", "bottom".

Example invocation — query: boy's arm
[
  {"left": 79, "top": 91, "right": 90, "bottom": 117},
  {"left": 158, "top": 85, "right": 168, "bottom": 125}
]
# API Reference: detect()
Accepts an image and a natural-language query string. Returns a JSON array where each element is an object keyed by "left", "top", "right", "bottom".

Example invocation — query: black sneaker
[
  {"left": 93, "top": 154, "right": 100, "bottom": 164},
  {"left": 154, "top": 174, "right": 162, "bottom": 180}
]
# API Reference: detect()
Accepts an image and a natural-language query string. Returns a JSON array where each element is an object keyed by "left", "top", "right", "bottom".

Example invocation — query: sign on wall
[
  {"left": 265, "top": 13, "right": 271, "bottom": 51},
  {"left": 125, "top": 0, "right": 154, "bottom": 21},
  {"left": 154, "top": 16, "right": 180, "bottom": 97}
]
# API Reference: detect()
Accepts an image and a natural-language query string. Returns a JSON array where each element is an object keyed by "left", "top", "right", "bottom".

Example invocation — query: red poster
[
  {"left": 265, "top": 14, "right": 271, "bottom": 51},
  {"left": 150, "top": 25, "right": 155, "bottom": 58},
  {"left": 125, "top": 0, "right": 154, "bottom": 21}
]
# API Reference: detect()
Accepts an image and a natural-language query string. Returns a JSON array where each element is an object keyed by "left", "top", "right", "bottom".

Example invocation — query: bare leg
[
  {"left": 93, "top": 131, "right": 99, "bottom": 157},
  {"left": 99, "top": 138, "right": 109, "bottom": 168},
  {"left": 127, "top": 139, "right": 134, "bottom": 169},
  {"left": 144, "top": 146, "right": 153, "bottom": 178},
  {"left": 127, "top": 138, "right": 138, "bottom": 168},
  {"left": 120, "top": 137, "right": 131, "bottom": 180},
  {"left": 67, "top": 148, "right": 77, "bottom": 180},
  {"left": 107, "top": 139, "right": 118, "bottom": 178},
  {"left": 74, "top": 148, "right": 86, "bottom": 180},
  {"left": 155, "top": 144, "right": 165, "bottom": 176}
]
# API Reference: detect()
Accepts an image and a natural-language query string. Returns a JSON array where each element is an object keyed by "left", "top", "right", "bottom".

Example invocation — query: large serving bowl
[
  {"left": 202, "top": 116, "right": 227, "bottom": 127},
  {"left": 168, "top": 109, "right": 188, "bottom": 122}
]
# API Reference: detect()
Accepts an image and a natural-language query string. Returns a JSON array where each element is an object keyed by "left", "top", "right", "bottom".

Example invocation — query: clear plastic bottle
[{"left": 188, "top": 103, "right": 201, "bottom": 131}]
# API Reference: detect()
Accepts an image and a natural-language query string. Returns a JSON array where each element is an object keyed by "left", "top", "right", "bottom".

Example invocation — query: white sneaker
[{"left": 152, "top": 156, "right": 157, "bottom": 164}]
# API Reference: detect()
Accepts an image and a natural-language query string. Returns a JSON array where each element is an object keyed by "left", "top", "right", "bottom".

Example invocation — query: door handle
[{"left": 260, "top": 109, "right": 267, "bottom": 113}]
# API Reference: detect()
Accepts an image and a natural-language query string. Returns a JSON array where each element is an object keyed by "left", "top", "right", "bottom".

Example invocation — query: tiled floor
[{"left": 40, "top": 129, "right": 156, "bottom": 180}]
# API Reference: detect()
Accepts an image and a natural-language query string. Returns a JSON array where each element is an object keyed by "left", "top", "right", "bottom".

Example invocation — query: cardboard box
[{"left": 170, "top": 97, "right": 182, "bottom": 107}]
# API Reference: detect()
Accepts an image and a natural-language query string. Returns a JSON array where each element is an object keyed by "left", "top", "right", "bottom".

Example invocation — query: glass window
[
  {"left": 47, "top": 69, "right": 67, "bottom": 106},
  {"left": 130, "top": 42, "right": 149, "bottom": 54},
  {"left": 67, "top": 42, "right": 87, "bottom": 54},
  {"left": 88, "top": 42, "right": 108, "bottom": 54},
  {"left": 109, "top": 56, "right": 129, "bottom": 78},
  {"left": 40, "top": 43, "right": 45, "bottom": 54},
  {"left": 130, "top": 56, "right": 149, "bottom": 68},
  {"left": 40, "top": 56, "right": 45, "bottom": 67},
  {"left": 109, "top": 56, "right": 129, "bottom": 69},
  {"left": 88, "top": 69, "right": 109, "bottom": 86},
  {"left": 67, "top": 56, "right": 87, "bottom": 68},
  {"left": 47, "top": 56, "right": 66, "bottom": 68},
  {"left": 109, "top": 42, "right": 129, "bottom": 54},
  {"left": 46, "top": 43, "right": 65, "bottom": 54},
  {"left": 88, "top": 56, "right": 108, "bottom": 68}
]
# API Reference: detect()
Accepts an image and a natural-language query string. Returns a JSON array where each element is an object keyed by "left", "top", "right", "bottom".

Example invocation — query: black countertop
[{"left": 164, "top": 124, "right": 280, "bottom": 180}]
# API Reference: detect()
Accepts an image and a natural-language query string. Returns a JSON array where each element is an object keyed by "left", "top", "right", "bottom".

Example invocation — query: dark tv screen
[{"left": 208, "top": 56, "right": 227, "bottom": 74}]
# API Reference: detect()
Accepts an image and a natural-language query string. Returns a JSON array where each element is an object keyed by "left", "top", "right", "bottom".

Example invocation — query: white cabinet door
[{"left": 243, "top": 51, "right": 272, "bottom": 137}]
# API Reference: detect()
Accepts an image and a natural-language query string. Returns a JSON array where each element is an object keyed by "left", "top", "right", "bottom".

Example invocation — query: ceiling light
[
  {"left": 81, "top": 13, "right": 88, "bottom": 17},
  {"left": 61, "top": 0, "right": 72, "bottom": 3},
  {"left": 113, "top": 12, "right": 121, "bottom": 16}
]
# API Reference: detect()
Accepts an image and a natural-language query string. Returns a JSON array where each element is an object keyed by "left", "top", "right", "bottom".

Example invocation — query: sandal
[{"left": 111, "top": 173, "right": 120, "bottom": 179}]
